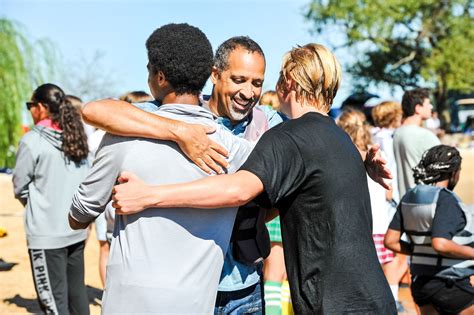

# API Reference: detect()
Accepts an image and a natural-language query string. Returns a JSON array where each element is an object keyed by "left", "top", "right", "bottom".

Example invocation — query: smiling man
[
  {"left": 68, "top": 25, "right": 254, "bottom": 314},
  {"left": 82, "top": 36, "right": 286, "bottom": 314},
  {"left": 81, "top": 36, "right": 390, "bottom": 314}
]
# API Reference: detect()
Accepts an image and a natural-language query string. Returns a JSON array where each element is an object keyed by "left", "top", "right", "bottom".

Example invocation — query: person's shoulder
[
  {"left": 20, "top": 129, "right": 40, "bottom": 142},
  {"left": 438, "top": 188, "right": 460, "bottom": 204},
  {"left": 132, "top": 101, "right": 160, "bottom": 113},
  {"left": 394, "top": 124, "right": 413, "bottom": 136},
  {"left": 255, "top": 105, "right": 278, "bottom": 119},
  {"left": 214, "top": 123, "right": 251, "bottom": 148},
  {"left": 99, "top": 132, "right": 139, "bottom": 149},
  {"left": 20, "top": 127, "right": 50, "bottom": 148},
  {"left": 255, "top": 105, "right": 287, "bottom": 126}
]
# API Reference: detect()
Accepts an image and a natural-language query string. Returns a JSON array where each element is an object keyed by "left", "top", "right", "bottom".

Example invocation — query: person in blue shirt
[
  {"left": 84, "top": 36, "right": 284, "bottom": 314},
  {"left": 83, "top": 37, "right": 390, "bottom": 314}
]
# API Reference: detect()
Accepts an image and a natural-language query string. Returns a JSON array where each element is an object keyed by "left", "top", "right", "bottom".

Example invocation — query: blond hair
[
  {"left": 259, "top": 90, "right": 280, "bottom": 111},
  {"left": 371, "top": 101, "right": 402, "bottom": 128},
  {"left": 337, "top": 109, "right": 371, "bottom": 151},
  {"left": 119, "top": 91, "right": 153, "bottom": 104},
  {"left": 277, "top": 43, "right": 341, "bottom": 112}
]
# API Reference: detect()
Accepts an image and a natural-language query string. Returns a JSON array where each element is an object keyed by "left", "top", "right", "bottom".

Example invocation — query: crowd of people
[{"left": 11, "top": 22, "right": 473, "bottom": 315}]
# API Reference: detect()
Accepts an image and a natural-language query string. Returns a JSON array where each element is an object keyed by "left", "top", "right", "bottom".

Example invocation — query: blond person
[
  {"left": 259, "top": 89, "right": 289, "bottom": 314},
  {"left": 111, "top": 44, "right": 396, "bottom": 314},
  {"left": 260, "top": 90, "right": 281, "bottom": 111},
  {"left": 372, "top": 101, "right": 409, "bottom": 310}
]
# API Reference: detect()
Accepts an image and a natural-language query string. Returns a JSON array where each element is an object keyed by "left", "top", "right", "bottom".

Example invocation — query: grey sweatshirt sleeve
[
  {"left": 219, "top": 128, "right": 254, "bottom": 174},
  {"left": 69, "top": 134, "right": 125, "bottom": 223},
  {"left": 12, "top": 140, "right": 36, "bottom": 206}
]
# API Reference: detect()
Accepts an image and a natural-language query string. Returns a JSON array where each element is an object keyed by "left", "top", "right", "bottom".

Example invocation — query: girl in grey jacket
[{"left": 13, "top": 83, "right": 90, "bottom": 315}]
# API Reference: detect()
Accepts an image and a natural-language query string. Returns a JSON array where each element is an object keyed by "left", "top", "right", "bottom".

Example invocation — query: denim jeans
[{"left": 214, "top": 281, "right": 264, "bottom": 315}]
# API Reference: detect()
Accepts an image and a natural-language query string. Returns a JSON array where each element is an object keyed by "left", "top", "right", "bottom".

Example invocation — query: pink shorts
[{"left": 373, "top": 234, "right": 394, "bottom": 264}]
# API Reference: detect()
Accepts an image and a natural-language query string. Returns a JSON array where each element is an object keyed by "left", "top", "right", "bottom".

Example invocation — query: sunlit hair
[
  {"left": 32, "top": 84, "right": 89, "bottom": 164},
  {"left": 401, "top": 88, "right": 430, "bottom": 118},
  {"left": 337, "top": 109, "right": 371, "bottom": 151},
  {"left": 146, "top": 23, "right": 213, "bottom": 96},
  {"left": 259, "top": 90, "right": 280, "bottom": 111},
  {"left": 66, "top": 95, "right": 83, "bottom": 112},
  {"left": 214, "top": 36, "right": 265, "bottom": 73},
  {"left": 413, "top": 145, "right": 461, "bottom": 185},
  {"left": 371, "top": 101, "right": 402, "bottom": 128},
  {"left": 276, "top": 43, "right": 341, "bottom": 112},
  {"left": 119, "top": 91, "right": 153, "bottom": 104}
]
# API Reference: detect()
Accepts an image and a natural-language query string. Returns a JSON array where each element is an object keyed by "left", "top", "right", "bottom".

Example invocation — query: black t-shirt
[
  {"left": 240, "top": 112, "right": 396, "bottom": 314},
  {"left": 389, "top": 189, "right": 466, "bottom": 239}
]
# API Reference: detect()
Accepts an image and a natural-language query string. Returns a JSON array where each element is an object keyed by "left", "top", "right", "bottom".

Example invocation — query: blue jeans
[{"left": 214, "top": 281, "right": 264, "bottom": 315}]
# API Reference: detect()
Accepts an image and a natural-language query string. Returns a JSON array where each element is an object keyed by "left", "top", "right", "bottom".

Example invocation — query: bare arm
[
  {"left": 432, "top": 237, "right": 474, "bottom": 260},
  {"left": 112, "top": 170, "right": 264, "bottom": 214},
  {"left": 384, "top": 229, "right": 413, "bottom": 255},
  {"left": 82, "top": 99, "right": 228, "bottom": 174}
]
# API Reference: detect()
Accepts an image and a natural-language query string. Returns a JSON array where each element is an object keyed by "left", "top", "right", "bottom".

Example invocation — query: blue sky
[{"left": 1, "top": 0, "right": 401, "bottom": 106}]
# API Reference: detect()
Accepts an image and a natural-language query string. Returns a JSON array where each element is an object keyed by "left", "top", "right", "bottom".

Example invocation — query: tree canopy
[
  {"left": 306, "top": 0, "right": 474, "bottom": 113},
  {"left": 0, "top": 18, "right": 117, "bottom": 168},
  {"left": 0, "top": 19, "right": 57, "bottom": 168}
]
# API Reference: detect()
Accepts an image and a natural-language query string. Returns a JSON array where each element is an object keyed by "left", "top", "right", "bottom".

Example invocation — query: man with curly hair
[
  {"left": 82, "top": 35, "right": 284, "bottom": 314},
  {"left": 68, "top": 24, "right": 253, "bottom": 314},
  {"left": 80, "top": 35, "right": 391, "bottom": 314}
]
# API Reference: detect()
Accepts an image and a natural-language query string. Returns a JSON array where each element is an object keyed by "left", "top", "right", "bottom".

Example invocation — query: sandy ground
[
  {"left": 0, "top": 173, "right": 102, "bottom": 314},
  {"left": 0, "top": 149, "right": 472, "bottom": 314}
]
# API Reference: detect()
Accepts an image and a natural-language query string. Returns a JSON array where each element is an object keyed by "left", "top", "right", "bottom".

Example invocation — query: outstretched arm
[
  {"left": 112, "top": 170, "right": 264, "bottom": 214},
  {"left": 82, "top": 99, "right": 229, "bottom": 174},
  {"left": 364, "top": 144, "right": 392, "bottom": 189}
]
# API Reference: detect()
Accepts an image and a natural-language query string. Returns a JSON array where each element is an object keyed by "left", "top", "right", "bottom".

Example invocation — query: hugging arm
[
  {"left": 69, "top": 134, "right": 123, "bottom": 230},
  {"left": 82, "top": 99, "right": 228, "bottom": 174},
  {"left": 113, "top": 127, "right": 305, "bottom": 216},
  {"left": 112, "top": 170, "right": 264, "bottom": 214}
]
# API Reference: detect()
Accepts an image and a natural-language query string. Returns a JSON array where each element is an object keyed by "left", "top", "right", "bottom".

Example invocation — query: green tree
[
  {"left": 306, "top": 0, "right": 474, "bottom": 117},
  {"left": 0, "top": 18, "right": 57, "bottom": 168}
]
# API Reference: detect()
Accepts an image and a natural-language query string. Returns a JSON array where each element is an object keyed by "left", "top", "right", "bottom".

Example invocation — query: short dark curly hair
[{"left": 146, "top": 23, "right": 213, "bottom": 96}]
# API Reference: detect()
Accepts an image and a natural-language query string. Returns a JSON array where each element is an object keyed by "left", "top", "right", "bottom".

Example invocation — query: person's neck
[
  {"left": 435, "top": 179, "right": 449, "bottom": 188},
  {"left": 207, "top": 93, "right": 220, "bottom": 117},
  {"left": 285, "top": 91, "right": 327, "bottom": 119},
  {"left": 161, "top": 93, "right": 200, "bottom": 106},
  {"left": 402, "top": 115, "right": 422, "bottom": 127},
  {"left": 289, "top": 103, "right": 327, "bottom": 119}
]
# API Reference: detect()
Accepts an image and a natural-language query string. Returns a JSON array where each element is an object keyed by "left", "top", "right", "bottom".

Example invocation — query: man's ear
[
  {"left": 414, "top": 103, "right": 423, "bottom": 115},
  {"left": 156, "top": 71, "right": 166, "bottom": 86},
  {"left": 210, "top": 66, "right": 220, "bottom": 85}
]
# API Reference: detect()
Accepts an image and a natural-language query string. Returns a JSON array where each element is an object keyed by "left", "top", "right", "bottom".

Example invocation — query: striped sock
[
  {"left": 264, "top": 281, "right": 282, "bottom": 315},
  {"left": 281, "top": 280, "right": 294, "bottom": 315}
]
